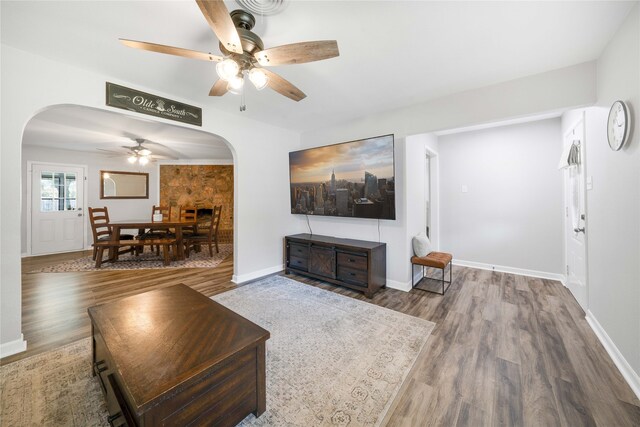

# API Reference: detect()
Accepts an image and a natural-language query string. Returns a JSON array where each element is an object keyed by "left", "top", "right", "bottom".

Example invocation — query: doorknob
[
  {"left": 574, "top": 227, "right": 585, "bottom": 234},
  {"left": 77, "top": 213, "right": 83, "bottom": 217}
]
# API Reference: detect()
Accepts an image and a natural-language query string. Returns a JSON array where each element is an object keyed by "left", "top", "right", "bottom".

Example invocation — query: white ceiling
[
  {"left": 23, "top": 105, "right": 234, "bottom": 160},
  {"left": 1, "top": 1, "right": 635, "bottom": 132}
]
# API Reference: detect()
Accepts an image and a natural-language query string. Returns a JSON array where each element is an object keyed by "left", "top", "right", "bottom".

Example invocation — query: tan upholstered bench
[{"left": 410, "top": 251, "right": 453, "bottom": 294}]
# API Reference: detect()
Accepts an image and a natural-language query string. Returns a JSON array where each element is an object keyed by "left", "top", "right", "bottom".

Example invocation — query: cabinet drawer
[
  {"left": 94, "top": 332, "right": 130, "bottom": 426},
  {"left": 289, "top": 255, "right": 308, "bottom": 271},
  {"left": 337, "top": 252, "right": 368, "bottom": 271},
  {"left": 288, "top": 242, "right": 309, "bottom": 259},
  {"left": 337, "top": 266, "right": 368, "bottom": 286}
]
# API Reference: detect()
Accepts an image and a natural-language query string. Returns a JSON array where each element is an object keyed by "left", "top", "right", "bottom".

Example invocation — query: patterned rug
[
  {"left": 0, "top": 276, "right": 434, "bottom": 426},
  {"left": 30, "top": 243, "right": 233, "bottom": 272}
]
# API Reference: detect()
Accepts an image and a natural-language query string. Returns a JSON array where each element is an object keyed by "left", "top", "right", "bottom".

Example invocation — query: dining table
[{"left": 108, "top": 218, "right": 198, "bottom": 262}]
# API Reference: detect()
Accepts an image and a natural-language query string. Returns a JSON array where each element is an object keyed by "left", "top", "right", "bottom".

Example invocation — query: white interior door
[
  {"left": 31, "top": 163, "right": 85, "bottom": 255},
  {"left": 564, "top": 119, "right": 588, "bottom": 310}
]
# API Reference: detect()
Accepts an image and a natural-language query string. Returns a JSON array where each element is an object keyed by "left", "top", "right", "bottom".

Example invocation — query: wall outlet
[
  {"left": 586, "top": 176, "right": 593, "bottom": 190},
  {"left": 461, "top": 185, "right": 468, "bottom": 193}
]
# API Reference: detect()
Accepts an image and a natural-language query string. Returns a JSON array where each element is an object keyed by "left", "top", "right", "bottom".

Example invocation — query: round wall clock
[{"left": 607, "top": 100, "right": 630, "bottom": 151}]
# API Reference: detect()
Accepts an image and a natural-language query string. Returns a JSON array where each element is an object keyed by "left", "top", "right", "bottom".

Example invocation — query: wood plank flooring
[{"left": 3, "top": 252, "right": 639, "bottom": 426}]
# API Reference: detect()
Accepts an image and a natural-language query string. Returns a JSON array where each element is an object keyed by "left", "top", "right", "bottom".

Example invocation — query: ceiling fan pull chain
[{"left": 240, "top": 83, "right": 246, "bottom": 112}]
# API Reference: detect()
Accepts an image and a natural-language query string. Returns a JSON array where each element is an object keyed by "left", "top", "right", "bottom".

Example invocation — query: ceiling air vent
[{"left": 235, "top": 0, "right": 287, "bottom": 16}]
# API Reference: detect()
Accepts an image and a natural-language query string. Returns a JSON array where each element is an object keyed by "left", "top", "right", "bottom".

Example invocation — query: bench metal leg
[{"left": 411, "top": 262, "right": 452, "bottom": 295}]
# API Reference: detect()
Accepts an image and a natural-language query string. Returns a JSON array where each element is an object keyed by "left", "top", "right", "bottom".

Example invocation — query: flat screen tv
[{"left": 289, "top": 134, "right": 395, "bottom": 220}]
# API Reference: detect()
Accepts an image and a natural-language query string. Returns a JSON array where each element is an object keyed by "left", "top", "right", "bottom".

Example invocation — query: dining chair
[
  {"left": 140, "top": 205, "right": 173, "bottom": 255},
  {"left": 184, "top": 205, "right": 222, "bottom": 257},
  {"left": 179, "top": 205, "right": 198, "bottom": 236},
  {"left": 88, "top": 206, "right": 135, "bottom": 260}
]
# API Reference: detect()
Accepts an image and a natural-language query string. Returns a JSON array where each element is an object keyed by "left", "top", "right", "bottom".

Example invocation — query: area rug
[
  {"left": 0, "top": 276, "right": 434, "bottom": 426},
  {"left": 30, "top": 243, "right": 233, "bottom": 272}
]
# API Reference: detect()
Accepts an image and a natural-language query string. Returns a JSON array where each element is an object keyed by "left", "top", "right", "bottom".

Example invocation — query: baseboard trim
[
  {"left": 585, "top": 310, "right": 640, "bottom": 400},
  {"left": 232, "top": 265, "right": 284, "bottom": 284},
  {"left": 452, "top": 259, "right": 564, "bottom": 282},
  {"left": 0, "top": 334, "right": 27, "bottom": 358},
  {"left": 386, "top": 279, "right": 412, "bottom": 292}
]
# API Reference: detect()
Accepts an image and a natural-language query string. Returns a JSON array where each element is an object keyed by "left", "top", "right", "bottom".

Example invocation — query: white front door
[
  {"left": 564, "top": 118, "right": 588, "bottom": 310},
  {"left": 30, "top": 163, "right": 85, "bottom": 255}
]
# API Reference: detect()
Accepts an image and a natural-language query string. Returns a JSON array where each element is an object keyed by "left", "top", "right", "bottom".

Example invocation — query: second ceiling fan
[{"left": 120, "top": 0, "right": 339, "bottom": 103}]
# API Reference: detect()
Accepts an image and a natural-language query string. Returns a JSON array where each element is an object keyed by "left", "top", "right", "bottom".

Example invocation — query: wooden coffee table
[{"left": 88, "top": 284, "right": 270, "bottom": 427}]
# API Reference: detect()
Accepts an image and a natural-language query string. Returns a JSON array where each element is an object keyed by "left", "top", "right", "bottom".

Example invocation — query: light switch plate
[
  {"left": 461, "top": 185, "right": 468, "bottom": 193},
  {"left": 586, "top": 176, "right": 593, "bottom": 190}
]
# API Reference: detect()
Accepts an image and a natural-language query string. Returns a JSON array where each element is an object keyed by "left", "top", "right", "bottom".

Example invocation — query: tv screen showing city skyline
[{"left": 289, "top": 134, "right": 395, "bottom": 220}]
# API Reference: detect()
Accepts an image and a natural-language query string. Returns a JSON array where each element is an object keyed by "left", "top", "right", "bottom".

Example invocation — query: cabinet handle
[
  {"left": 94, "top": 360, "right": 108, "bottom": 374},
  {"left": 349, "top": 258, "right": 355, "bottom": 262},
  {"left": 107, "top": 412, "right": 122, "bottom": 427},
  {"left": 349, "top": 272, "right": 356, "bottom": 276}
]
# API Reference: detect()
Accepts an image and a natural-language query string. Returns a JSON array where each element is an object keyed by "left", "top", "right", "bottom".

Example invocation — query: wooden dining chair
[
  {"left": 140, "top": 205, "right": 173, "bottom": 254},
  {"left": 88, "top": 207, "right": 135, "bottom": 260},
  {"left": 184, "top": 205, "right": 222, "bottom": 257},
  {"left": 179, "top": 205, "right": 198, "bottom": 236}
]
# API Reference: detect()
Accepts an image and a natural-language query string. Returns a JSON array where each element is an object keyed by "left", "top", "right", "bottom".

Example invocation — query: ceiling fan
[
  {"left": 119, "top": 0, "right": 339, "bottom": 105},
  {"left": 98, "top": 138, "right": 180, "bottom": 165},
  {"left": 123, "top": 139, "right": 153, "bottom": 165}
]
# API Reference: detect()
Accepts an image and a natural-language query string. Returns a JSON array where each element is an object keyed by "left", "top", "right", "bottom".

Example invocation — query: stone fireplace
[{"left": 159, "top": 164, "right": 233, "bottom": 242}]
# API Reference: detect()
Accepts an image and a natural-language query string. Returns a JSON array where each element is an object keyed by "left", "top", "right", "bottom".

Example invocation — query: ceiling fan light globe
[
  {"left": 127, "top": 155, "right": 137, "bottom": 164},
  {"left": 139, "top": 156, "right": 150, "bottom": 166},
  {"left": 227, "top": 74, "right": 245, "bottom": 94},
  {"left": 139, "top": 148, "right": 152, "bottom": 156},
  {"left": 249, "top": 68, "right": 268, "bottom": 90},
  {"left": 216, "top": 58, "right": 240, "bottom": 81}
]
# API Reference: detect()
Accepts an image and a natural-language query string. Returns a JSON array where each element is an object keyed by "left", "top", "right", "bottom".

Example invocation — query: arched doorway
[
  {"left": 15, "top": 104, "right": 239, "bottom": 360},
  {"left": 22, "top": 104, "right": 237, "bottom": 259}
]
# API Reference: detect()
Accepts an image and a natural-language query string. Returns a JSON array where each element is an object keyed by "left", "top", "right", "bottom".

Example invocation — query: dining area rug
[
  {"left": 0, "top": 276, "right": 434, "bottom": 426},
  {"left": 30, "top": 243, "right": 233, "bottom": 272}
]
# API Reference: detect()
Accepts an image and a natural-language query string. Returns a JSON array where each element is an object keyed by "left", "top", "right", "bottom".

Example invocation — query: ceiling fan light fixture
[
  {"left": 216, "top": 58, "right": 240, "bottom": 81},
  {"left": 127, "top": 155, "right": 137, "bottom": 164},
  {"left": 138, "top": 156, "right": 150, "bottom": 166},
  {"left": 227, "top": 74, "right": 245, "bottom": 94},
  {"left": 139, "top": 148, "right": 152, "bottom": 156},
  {"left": 248, "top": 68, "right": 268, "bottom": 90}
]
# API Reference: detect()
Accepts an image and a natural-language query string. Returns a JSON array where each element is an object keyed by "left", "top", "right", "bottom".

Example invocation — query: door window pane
[{"left": 40, "top": 171, "right": 78, "bottom": 212}]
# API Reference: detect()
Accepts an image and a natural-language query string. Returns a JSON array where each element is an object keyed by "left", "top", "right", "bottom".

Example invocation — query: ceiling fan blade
[
  {"left": 209, "top": 79, "right": 228, "bottom": 96},
  {"left": 96, "top": 149, "right": 123, "bottom": 157},
  {"left": 255, "top": 41, "right": 339, "bottom": 66},
  {"left": 119, "top": 39, "right": 222, "bottom": 62},
  {"left": 140, "top": 141, "right": 182, "bottom": 160},
  {"left": 261, "top": 68, "right": 306, "bottom": 102},
  {"left": 195, "top": 0, "right": 243, "bottom": 54}
]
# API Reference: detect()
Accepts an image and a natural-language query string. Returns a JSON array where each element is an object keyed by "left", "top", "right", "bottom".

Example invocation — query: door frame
[
  {"left": 425, "top": 145, "right": 439, "bottom": 251},
  {"left": 562, "top": 113, "right": 589, "bottom": 310},
  {"left": 26, "top": 161, "right": 89, "bottom": 256}
]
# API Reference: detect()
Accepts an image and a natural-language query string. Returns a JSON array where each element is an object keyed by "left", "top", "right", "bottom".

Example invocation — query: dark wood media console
[{"left": 284, "top": 234, "right": 386, "bottom": 298}]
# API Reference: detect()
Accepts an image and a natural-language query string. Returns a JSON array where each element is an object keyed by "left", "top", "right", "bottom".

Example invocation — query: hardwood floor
[{"left": 4, "top": 252, "right": 639, "bottom": 426}]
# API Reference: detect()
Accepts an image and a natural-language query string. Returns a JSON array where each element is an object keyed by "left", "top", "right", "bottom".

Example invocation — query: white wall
[
  {"left": 299, "top": 62, "right": 596, "bottom": 288},
  {"left": 438, "top": 119, "right": 564, "bottom": 276},
  {"left": 582, "top": 4, "right": 640, "bottom": 385},
  {"left": 21, "top": 146, "right": 158, "bottom": 254},
  {"left": 1, "top": 44, "right": 301, "bottom": 356}
]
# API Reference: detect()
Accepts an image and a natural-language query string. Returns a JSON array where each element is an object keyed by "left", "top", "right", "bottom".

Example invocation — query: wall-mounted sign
[{"left": 106, "top": 82, "right": 202, "bottom": 126}]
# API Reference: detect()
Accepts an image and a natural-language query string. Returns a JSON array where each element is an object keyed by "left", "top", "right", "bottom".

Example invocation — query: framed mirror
[{"left": 100, "top": 170, "right": 149, "bottom": 199}]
